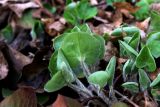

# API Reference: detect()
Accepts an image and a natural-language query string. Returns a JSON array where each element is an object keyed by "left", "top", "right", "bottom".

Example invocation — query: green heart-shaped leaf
[
  {"left": 147, "top": 40, "right": 160, "bottom": 58},
  {"left": 57, "top": 49, "right": 75, "bottom": 83},
  {"left": 88, "top": 71, "right": 109, "bottom": 88},
  {"left": 61, "top": 32, "right": 105, "bottom": 77},
  {"left": 119, "top": 40, "right": 138, "bottom": 59},
  {"left": 138, "top": 69, "right": 151, "bottom": 91},
  {"left": 44, "top": 71, "right": 67, "bottom": 92},
  {"left": 150, "top": 74, "right": 160, "bottom": 88},
  {"left": 48, "top": 51, "right": 58, "bottom": 76},
  {"left": 105, "top": 56, "right": 116, "bottom": 86},
  {"left": 128, "top": 32, "right": 140, "bottom": 50},
  {"left": 136, "top": 46, "right": 156, "bottom": 72},
  {"left": 111, "top": 26, "right": 140, "bottom": 37},
  {"left": 122, "top": 82, "right": 139, "bottom": 93}
]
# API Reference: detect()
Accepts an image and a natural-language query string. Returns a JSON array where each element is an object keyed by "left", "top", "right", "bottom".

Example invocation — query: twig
[
  {"left": 114, "top": 90, "right": 140, "bottom": 107},
  {"left": 93, "top": 16, "right": 108, "bottom": 24}
]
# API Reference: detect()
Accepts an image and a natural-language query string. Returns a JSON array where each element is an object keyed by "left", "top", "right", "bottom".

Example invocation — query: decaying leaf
[
  {"left": 0, "top": 51, "right": 8, "bottom": 80},
  {"left": 0, "top": 87, "right": 37, "bottom": 107},
  {"left": 52, "top": 94, "right": 82, "bottom": 107},
  {"left": 151, "top": 3, "right": 160, "bottom": 13},
  {"left": 136, "top": 17, "right": 150, "bottom": 31},
  {"left": 113, "top": 2, "right": 140, "bottom": 13},
  {"left": 0, "top": 0, "right": 40, "bottom": 17}
]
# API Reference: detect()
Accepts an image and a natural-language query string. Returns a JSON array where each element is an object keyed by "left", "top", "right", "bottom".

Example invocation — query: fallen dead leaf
[
  {"left": 151, "top": 3, "right": 160, "bottom": 13},
  {"left": 90, "top": 0, "right": 98, "bottom": 5},
  {"left": 89, "top": 23, "right": 114, "bottom": 35},
  {"left": 136, "top": 17, "right": 150, "bottom": 31},
  {"left": 52, "top": 94, "right": 83, "bottom": 107},
  {"left": 0, "top": 51, "right": 8, "bottom": 80},
  {"left": 0, "top": 0, "right": 40, "bottom": 18},
  {"left": 112, "top": 10, "right": 123, "bottom": 27},
  {"left": 43, "top": 18, "right": 65, "bottom": 36},
  {"left": 0, "top": 87, "right": 37, "bottom": 107},
  {"left": 113, "top": 2, "right": 140, "bottom": 13},
  {"left": 104, "top": 41, "right": 118, "bottom": 62}
]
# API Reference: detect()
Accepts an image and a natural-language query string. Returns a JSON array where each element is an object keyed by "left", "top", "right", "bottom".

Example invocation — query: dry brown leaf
[
  {"left": 151, "top": 3, "right": 160, "bottom": 13},
  {"left": 0, "top": 87, "right": 37, "bottom": 107},
  {"left": 104, "top": 41, "right": 118, "bottom": 62},
  {"left": 0, "top": 51, "right": 8, "bottom": 80},
  {"left": 112, "top": 10, "right": 123, "bottom": 27},
  {"left": 113, "top": 2, "right": 140, "bottom": 13},
  {"left": 89, "top": 23, "right": 114, "bottom": 35},
  {"left": 120, "top": 9, "right": 134, "bottom": 19},
  {"left": 42, "top": 18, "right": 65, "bottom": 36},
  {"left": 90, "top": 0, "right": 98, "bottom": 5},
  {"left": 52, "top": 94, "right": 82, "bottom": 107},
  {"left": 136, "top": 17, "right": 150, "bottom": 31},
  {"left": 9, "top": 1, "right": 39, "bottom": 17}
]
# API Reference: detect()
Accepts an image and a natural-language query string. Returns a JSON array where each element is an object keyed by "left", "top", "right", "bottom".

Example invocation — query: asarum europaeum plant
[
  {"left": 44, "top": 24, "right": 117, "bottom": 105},
  {"left": 111, "top": 26, "right": 160, "bottom": 101},
  {"left": 44, "top": 24, "right": 160, "bottom": 106}
]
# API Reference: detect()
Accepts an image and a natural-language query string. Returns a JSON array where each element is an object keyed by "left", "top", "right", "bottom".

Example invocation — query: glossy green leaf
[
  {"left": 128, "top": 32, "right": 140, "bottom": 50},
  {"left": 151, "top": 89, "right": 160, "bottom": 101},
  {"left": 111, "top": 26, "right": 140, "bottom": 37},
  {"left": 78, "top": 24, "right": 92, "bottom": 34},
  {"left": 150, "top": 11, "right": 160, "bottom": 32},
  {"left": 122, "top": 82, "right": 139, "bottom": 93},
  {"left": 147, "top": 31, "right": 160, "bottom": 43},
  {"left": 77, "top": 0, "right": 97, "bottom": 20},
  {"left": 61, "top": 32, "right": 105, "bottom": 76},
  {"left": 63, "top": 1, "right": 97, "bottom": 25},
  {"left": 136, "top": 46, "right": 156, "bottom": 72},
  {"left": 48, "top": 51, "right": 58, "bottom": 76},
  {"left": 138, "top": 69, "right": 151, "bottom": 91},
  {"left": 150, "top": 73, "right": 160, "bottom": 87},
  {"left": 0, "top": 25, "right": 13, "bottom": 43},
  {"left": 122, "top": 59, "right": 137, "bottom": 80},
  {"left": 147, "top": 40, "right": 160, "bottom": 58},
  {"left": 57, "top": 49, "right": 75, "bottom": 83},
  {"left": 105, "top": 56, "right": 116, "bottom": 86},
  {"left": 44, "top": 71, "right": 67, "bottom": 92},
  {"left": 88, "top": 71, "right": 109, "bottom": 88},
  {"left": 53, "top": 34, "right": 67, "bottom": 51},
  {"left": 134, "top": 0, "right": 151, "bottom": 20},
  {"left": 119, "top": 40, "right": 138, "bottom": 59},
  {"left": 63, "top": 2, "right": 78, "bottom": 25}
]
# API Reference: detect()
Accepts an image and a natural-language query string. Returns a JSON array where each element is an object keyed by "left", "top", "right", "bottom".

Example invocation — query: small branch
[{"left": 114, "top": 90, "right": 140, "bottom": 107}]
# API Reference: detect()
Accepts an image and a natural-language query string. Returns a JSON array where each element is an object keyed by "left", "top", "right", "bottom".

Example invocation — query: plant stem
[
  {"left": 114, "top": 90, "right": 140, "bottom": 107},
  {"left": 80, "top": 61, "right": 91, "bottom": 77}
]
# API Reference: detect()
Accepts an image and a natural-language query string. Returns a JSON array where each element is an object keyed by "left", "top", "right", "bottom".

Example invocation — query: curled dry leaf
[
  {"left": 0, "top": 51, "right": 8, "bottom": 80},
  {"left": 90, "top": 0, "right": 98, "bottom": 5},
  {"left": 113, "top": 2, "right": 140, "bottom": 13},
  {"left": 136, "top": 17, "right": 150, "bottom": 31},
  {"left": 0, "top": 87, "right": 37, "bottom": 107},
  {"left": 52, "top": 94, "right": 83, "bottom": 107},
  {"left": 151, "top": 3, "right": 160, "bottom": 13},
  {"left": 104, "top": 41, "right": 118, "bottom": 62},
  {"left": 9, "top": 1, "right": 40, "bottom": 17},
  {"left": 112, "top": 10, "right": 123, "bottom": 27},
  {"left": 89, "top": 23, "right": 114, "bottom": 35},
  {"left": 43, "top": 18, "right": 66, "bottom": 36},
  {"left": 0, "top": 0, "right": 40, "bottom": 17}
]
